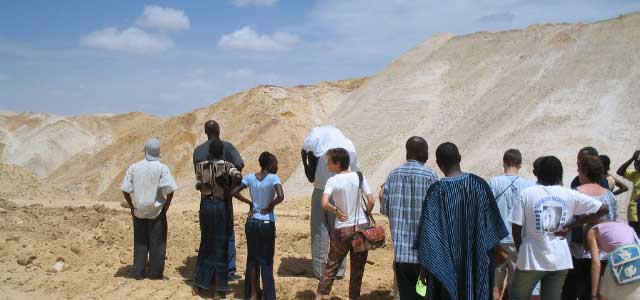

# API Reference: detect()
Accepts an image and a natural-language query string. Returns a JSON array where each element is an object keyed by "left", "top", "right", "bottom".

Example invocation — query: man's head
[
  {"left": 208, "top": 138, "right": 224, "bottom": 160},
  {"left": 534, "top": 156, "right": 563, "bottom": 186},
  {"left": 579, "top": 155, "right": 604, "bottom": 184},
  {"left": 405, "top": 136, "right": 428, "bottom": 164},
  {"left": 326, "top": 148, "right": 350, "bottom": 173},
  {"left": 503, "top": 149, "right": 523, "bottom": 169},
  {"left": 204, "top": 120, "right": 220, "bottom": 139},
  {"left": 144, "top": 138, "right": 161, "bottom": 161},
  {"left": 435, "top": 142, "right": 461, "bottom": 172},
  {"left": 532, "top": 156, "right": 544, "bottom": 178},
  {"left": 259, "top": 151, "right": 279, "bottom": 174}
]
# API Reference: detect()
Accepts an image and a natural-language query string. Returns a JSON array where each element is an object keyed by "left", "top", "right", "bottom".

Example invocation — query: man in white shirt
[
  {"left": 301, "top": 126, "right": 359, "bottom": 279},
  {"left": 510, "top": 156, "right": 608, "bottom": 300},
  {"left": 121, "top": 138, "right": 178, "bottom": 280}
]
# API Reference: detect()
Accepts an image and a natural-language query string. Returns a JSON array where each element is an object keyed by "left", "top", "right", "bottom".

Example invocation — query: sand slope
[{"left": 285, "top": 13, "right": 640, "bottom": 198}]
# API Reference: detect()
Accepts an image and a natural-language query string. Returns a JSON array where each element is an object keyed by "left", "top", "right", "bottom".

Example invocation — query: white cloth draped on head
[{"left": 302, "top": 125, "right": 356, "bottom": 157}]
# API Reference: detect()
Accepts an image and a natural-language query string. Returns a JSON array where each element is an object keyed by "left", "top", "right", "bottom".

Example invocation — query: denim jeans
[
  {"left": 194, "top": 199, "right": 229, "bottom": 292},
  {"left": 244, "top": 218, "right": 276, "bottom": 300},
  {"left": 227, "top": 200, "right": 237, "bottom": 277},
  {"left": 511, "top": 269, "right": 569, "bottom": 300}
]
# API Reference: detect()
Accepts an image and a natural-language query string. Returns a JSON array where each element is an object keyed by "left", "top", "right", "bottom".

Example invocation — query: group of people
[{"left": 118, "top": 121, "right": 640, "bottom": 300}]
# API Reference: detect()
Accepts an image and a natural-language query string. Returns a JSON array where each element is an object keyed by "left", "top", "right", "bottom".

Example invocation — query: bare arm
[
  {"left": 301, "top": 150, "right": 317, "bottom": 183},
  {"left": 262, "top": 184, "right": 284, "bottom": 214},
  {"left": 513, "top": 224, "right": 523, "bottom": 251},
  {"left": 556, "top": 204, "right": 609, "bottom": 238},
  {"left": 613, "top": 176, "right": 630, "bottom": 195},
  {"left": 366, "top": 193, "right": 375, "bottom": 212},
  {"left": 617, "top": 150, "right": 639, "bottom": 177},
  {"left": 231, "top": 184, "right": 253, "bottom": 206},
  {"left": 123, "top": 192, "right": 134, "bottom": 217},
  {"left": 586, "top": 227, "right": 601, "bottom": 298},
  {"left": 321, "top": 193, "right": 347, "bottom": 222},
  {"left": 164, "top": 192, "right": 173, "bottom": 212}
]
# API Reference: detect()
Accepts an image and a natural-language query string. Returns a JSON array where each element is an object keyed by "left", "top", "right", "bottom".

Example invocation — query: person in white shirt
[
  {"left": 510, "top": 156, "right": 609, "bottom": 300},
  {"left": 315, "top": 148, "right": 374, "bottom": 300},
  {"left": 121, "top": 138, "right": 177, "bottom": 280},
  {"left": 301, "top": 126, "right": 360, "bottom": 279}
]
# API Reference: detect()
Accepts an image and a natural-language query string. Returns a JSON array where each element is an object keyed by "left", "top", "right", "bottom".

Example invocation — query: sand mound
[{"left": 285, "top": 13, "right": 640, "bottom": 198}]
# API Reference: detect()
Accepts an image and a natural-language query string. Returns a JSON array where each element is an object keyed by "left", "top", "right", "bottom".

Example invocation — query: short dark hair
[
  {"left": 599, "top": 155, "right": 611, "bottom": 172},
  {"left": 579, "top": 155, "right": 604, "bottom": 183},
  {"left": 208, "top": 138, "right": 224, "bottom": 159},
  {"left": 205, "top": 120, "right": 220, "bottom": 138},
  {"left": 532, "top": 156, "right": 544, "bottom": 178},
  {"left": 259, "top": 151, "right": 277, "bottom": 169},
  {"left": 578, "top": 146, "right": 599, "bottom": 158},
  {"left": 535, "top": 156, "right": 563, "bottom": 186},
  {"left": 327, "top": 148, "right": 350, "bottom": 171},
  {"left": 406, "top": 136, "right": 428, "bottom": 163},
  {"left": 435, "top": 142, "right": 461, "bottom": 168},
  {"left": 503, "top": 149, "right": 523, "bottom": 167}
]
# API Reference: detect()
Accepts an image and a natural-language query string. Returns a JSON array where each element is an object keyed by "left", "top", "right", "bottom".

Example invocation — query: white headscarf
[{"left": 302, "top": 125, "right": 356, "bottom": 157}]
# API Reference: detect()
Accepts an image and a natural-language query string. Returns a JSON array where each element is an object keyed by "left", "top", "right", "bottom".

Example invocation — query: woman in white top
[
  {"left": 315, "top": 148, "right": 374, "bottom": 300},
  {"left": 510, "top": 156, "right": 609, "bottom": 300}
]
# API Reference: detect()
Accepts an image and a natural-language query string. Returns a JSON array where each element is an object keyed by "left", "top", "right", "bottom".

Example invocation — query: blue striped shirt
[
  {"left": 381, "top": 160, "right": 438, "bottom": 263},
  {"left": 418, "top": 173, "right": 507, "bottom": 300}
]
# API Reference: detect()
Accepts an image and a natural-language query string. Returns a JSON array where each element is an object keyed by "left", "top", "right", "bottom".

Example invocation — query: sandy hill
[
  {"left": 0, "top": 79, "right": 366, "bottom": 204},
  {"left": 285, "top": 13, "right": 640, "bottom": 197}
]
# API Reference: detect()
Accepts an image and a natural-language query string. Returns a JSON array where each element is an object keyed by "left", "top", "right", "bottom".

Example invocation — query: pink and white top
[{"left": 594, "top": 222, "right": 637, "bottom": 252}]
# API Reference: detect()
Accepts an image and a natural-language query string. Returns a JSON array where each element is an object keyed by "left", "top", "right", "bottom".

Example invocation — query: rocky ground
[{"left": 0, "top": 196, "right": 395, "bottom": 300}]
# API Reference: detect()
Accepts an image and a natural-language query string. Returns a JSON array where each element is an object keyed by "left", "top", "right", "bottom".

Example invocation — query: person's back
[
  {"left": 125, "top": 159, "right": 176, "bottom": 218},
  {"left": 490, "top": 174, "right": 534, "bottom": 243},
  {"left": 325, "top": 172, "right": 370, "bottom": 228},
  {"left": 418, "top": 142, "right": 507, "bottom": 300}
]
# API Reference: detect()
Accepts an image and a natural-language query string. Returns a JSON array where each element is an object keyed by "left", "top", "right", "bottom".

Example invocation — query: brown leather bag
[{"left": 351, "top": 172, "right": 386, "bottom": 253}]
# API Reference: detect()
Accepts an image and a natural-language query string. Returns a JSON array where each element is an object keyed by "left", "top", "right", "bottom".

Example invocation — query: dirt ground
[{"left": 0, "top": 195, "right": 396, "bottom": 300}]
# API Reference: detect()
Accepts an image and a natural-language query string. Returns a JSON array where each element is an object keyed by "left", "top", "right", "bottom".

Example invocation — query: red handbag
[{"left": 351, "top": 172, "right": 386, "bottom": 253}]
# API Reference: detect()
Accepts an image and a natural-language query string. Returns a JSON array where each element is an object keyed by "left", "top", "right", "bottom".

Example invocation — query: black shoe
[{"left": 228, "top": 274, "right": 242, "bottom": 281}]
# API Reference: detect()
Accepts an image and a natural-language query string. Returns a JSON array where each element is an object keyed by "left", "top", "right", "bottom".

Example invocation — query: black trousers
[
  {"left": 561, "top": 257, "right": 607, "bottom": 300},
  {"left": 395, "top": 262, "right": 423, "bottom": 300},
  {"left": 133, "top": 210, "right": 167, "bottom": 279}
]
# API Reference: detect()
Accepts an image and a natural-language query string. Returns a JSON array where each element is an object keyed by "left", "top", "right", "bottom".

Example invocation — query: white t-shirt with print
[
  {"left": 510, "top": 185, "right": 603, "bottom": 271},
  {"left": 323, "top": 172, "right": 372, "bottom": 229}
]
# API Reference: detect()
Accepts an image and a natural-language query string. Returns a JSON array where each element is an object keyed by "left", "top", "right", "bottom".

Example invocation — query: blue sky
[{"left": 1, "top": 0, "right": 639, "bottom": 116}]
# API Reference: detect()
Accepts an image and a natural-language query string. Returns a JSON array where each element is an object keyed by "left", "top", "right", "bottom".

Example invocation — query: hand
[
  {"left": 378, "top": 187, "right": 384, "bottom": 202},
  {"left": 335, "top": 209, "right": 347, "bottom": 222},
  {"left": 419, "top": 268, "right": 427, "bottom": 285},
  {"left": 301, "top": 149, "right": 308, "bottom": 159},
  {"left": 261, "top": 203, "right": 275, "bottom": 215},
  {"left": 555, "top": 226, "right": 570, "bottom": 239},
  {"left": 633, "top": 150, "right": 640, "bottom": 160},
  {"left": 247, "top": 203, "right": 254, "bottom": 217}
]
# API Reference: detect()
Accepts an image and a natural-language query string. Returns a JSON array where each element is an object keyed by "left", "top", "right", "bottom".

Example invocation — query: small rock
[
  {"left": 366, "top": 260, "right": 375, "bottom": 265},
  {"left": 70, "top": 244, "right": 82, "bottom": 256},
  {"left": 0, "top": 207, "right": 7, "bottom": 213},
  {"left": 17, "top": 254, "right": 36, "bottom": 266},
  {"left": 6, "top": 236, "right": 20, "bottom": 242},
  {"left": 119, "top": 256, "right": 128, "bottom": 265}
]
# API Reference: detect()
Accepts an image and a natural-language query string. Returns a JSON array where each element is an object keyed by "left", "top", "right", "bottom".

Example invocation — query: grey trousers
[
  {"left": 511, "top": 269, "right": 569, "bottom": 300},
  {"left": 310, "top": 188, "right": 346, "bottom": 279},
  {"left": 133, "top": 210, "right": 167, "bottom": 279}
]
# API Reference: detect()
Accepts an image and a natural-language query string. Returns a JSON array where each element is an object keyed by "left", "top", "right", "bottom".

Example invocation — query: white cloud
[
  {"left": 82, "top": 27, "right": 173, "bottom": 54},
  {"left": 136, "top": 5, "right": 190, "bottom": 32},
  {"left": 232, "top": 0, "right": 279, "bottom": 7},
  {"left": 217, "top": 26, "right": 299, "bottom": 52}
]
